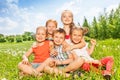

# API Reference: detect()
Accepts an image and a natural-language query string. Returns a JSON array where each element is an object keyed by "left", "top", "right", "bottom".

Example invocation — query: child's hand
[
  {"left": 49, "top": 61, "right": 56, "bottom": 67},
  {"left": 90, "top": 39, "right": 96, "bottom": 46},
  {"left": 22, "top": 59, "right": 30, "bottom": 65},
  {"left": 50, "top": 49, "right": 58, "bottom": 57},
  {"left": 63, "top": 46, "right": 71, "bottom": 52}
]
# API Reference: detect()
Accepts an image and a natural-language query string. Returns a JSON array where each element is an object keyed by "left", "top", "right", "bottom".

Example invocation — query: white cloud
[
  {"left": 55, "top": 0, "right": 83, "bottom": 26},
  {"left": 0, "top": 0, "right": 48, "bottom": 35},
  {"left": 0, "top": 17, "right": 18, "bottom": 30},
  {"left": 22, "top": 13, "right": 48, "bottom": 33},
  {"left": 106, "top": 4, "right": 119, "bottom": 13},
  {"left": 0, "top": 0, "right": 119, "bottom": 35},
  {"left": 56, "top": 0, "right": 82, "bottom": 15},
  {"left": 83, "top": 7, "right": 103, "bottom": 22}
]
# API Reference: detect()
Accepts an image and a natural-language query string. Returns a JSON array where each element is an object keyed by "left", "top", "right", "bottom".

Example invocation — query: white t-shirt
[{"left": 72, "top": 43, "right": 94, "bottom": 62}]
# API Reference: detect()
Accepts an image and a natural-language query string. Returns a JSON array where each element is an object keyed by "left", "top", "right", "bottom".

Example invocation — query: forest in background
[{"left": 0, "top": 4, "right": 120, "bottom": 43}]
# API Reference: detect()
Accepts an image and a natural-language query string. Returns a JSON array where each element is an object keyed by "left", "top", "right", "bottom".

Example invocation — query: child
[
  {"left": 61, "top": 10, "right": 74, "bottom": 39},
  {"left": 70, "top": 27, "right": 114, "bottom": 80},
  {"left": 49, "top": 28, "right": 84, "bottom": 73},
  {"left": 18, "top": 26, "right": 53, "bottom": 76},
  {"left": 45, "top": 19, "right": 57, "bottom": 41},
  {"left": 61, "top": 10, "right": 85, "bottom": 51}
]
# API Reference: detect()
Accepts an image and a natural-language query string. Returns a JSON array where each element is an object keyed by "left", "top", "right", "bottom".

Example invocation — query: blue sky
[{"left": 0, "top": 0, "right": 120, "bottom": 35}]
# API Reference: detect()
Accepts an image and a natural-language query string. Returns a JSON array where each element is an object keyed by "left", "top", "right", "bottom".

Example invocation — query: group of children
[{"left": 18, "top": 10, "right": 114, "bottom": 80}]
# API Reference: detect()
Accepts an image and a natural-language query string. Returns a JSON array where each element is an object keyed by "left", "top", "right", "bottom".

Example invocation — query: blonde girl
[
  {"left": 46, "top": 19, "right": 57, "bottom": 41},
  {"left": 61, "top": 10, "right": 86, "bottom": 51}
]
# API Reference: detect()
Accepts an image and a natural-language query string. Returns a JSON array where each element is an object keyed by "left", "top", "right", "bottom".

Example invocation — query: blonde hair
[
  {"left": 61, "top": 10, "right": 73, "bottom": 18},
  {"left": 61, "top": 10, "right": 75, "bottom": 31},
  {"left": 36, "top": 26, "right": 47, "bottom": 34},
  {"left": 45, "top": 19, "right": 57, "bottom": 28},
  {"left": 70, "top": 26, "right": 89, "bottom": 36}
]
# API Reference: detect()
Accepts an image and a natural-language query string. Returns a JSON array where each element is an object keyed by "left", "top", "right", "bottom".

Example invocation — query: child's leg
[
  {"left": 44, "top": 66, "right": 70, "bottom": 77},
  {"left": 35, "top": 58, "right": 53, "bottom": 72},
  {"left": 63, "top": 57, "right": 84, "bottom": 72},
  {"left": 18, "top": 62, "right": 40, "bottom": 76},
  {"left": 100, "top": 56, "right": 114, "bottom": 75}
]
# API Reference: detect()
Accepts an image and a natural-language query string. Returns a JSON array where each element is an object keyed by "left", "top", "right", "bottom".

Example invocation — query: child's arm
[
  {"left": 49, "top": 41, "right": 58, "bottom": 56},
  {"left": 63, "top": 38, "right": 86, "bottom": 51},
  {"left": 22, "top": 42, "right": 35, "bottom": 64},
  {"left": 49, "top": 41, "right": 54, "bottom": 51},
  {"left": 72, "top": 38, "right": 86, "bottom": 49},
  {"left": 87, "top": 39, "right": 96, "bottom": 55},
  {"left": 22, "top": 47, "right": 33, "bottom": 65}
]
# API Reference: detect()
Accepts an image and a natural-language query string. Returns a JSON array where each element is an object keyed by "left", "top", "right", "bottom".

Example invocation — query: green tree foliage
[
  {"left": 0, "top": 34, "right": 6, "bottom": 42},
  {"left": 16, "top": 35, "right": 23, "bottom": 43},
  {"left": 0, "top": 4, "right": 120, "bottom": 42},
  {"left": 22, "top": 32, "right": 34, "bottom": 41},
  {"left": 91, "top": 17, "right": 99, "bottom": 39},
  {"left": 6, "top": 35, "right": 15, "bottom": 42},
  {"left": 82, "top": 4, "right": 120, "bottom": 39},
  {"left": 112, "top": 5, "right": 120, "bottom": 38},
  {"left": 82, "top": 17, "right": 90, "bottom": 37}
]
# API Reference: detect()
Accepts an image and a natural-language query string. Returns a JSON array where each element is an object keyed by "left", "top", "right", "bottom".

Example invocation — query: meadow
[{"left": 0, "top": 39, "right": 120, "bottom": 80}]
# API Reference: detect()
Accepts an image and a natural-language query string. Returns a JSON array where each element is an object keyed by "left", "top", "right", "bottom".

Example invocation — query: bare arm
[
  {"left": 22, "top": 42, "right": 35, "bottom": 64},
  {"left": 87, "top": 39, "right": 96, "bottom": 55},
  {"left": 62, "top": 38, "right": 86, "bottom": 52},
  {"left": 70, "top": 38, "right": 86, "bottom": 50},
  {"left": 22, "top": 47, "right": 33, "bottom": 65},
  {"left": 49, "top": 41, "right": 54, "bottom": 52},
  {"left": 49, "top": 41, "right": 58, "bottom": 57}
]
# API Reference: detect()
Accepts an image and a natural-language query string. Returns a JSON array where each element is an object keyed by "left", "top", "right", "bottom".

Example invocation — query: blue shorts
[
  {"left": 31, "top": 63, "right": 41, "bottom": 69},
  {"left": 57, "top": 64, "right": 68, "bottom": 69}
]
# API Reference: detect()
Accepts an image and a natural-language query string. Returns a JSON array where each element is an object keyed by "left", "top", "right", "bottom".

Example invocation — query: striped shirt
[{"left": 51, "top": 45, "right": 70, "bottom": 61}]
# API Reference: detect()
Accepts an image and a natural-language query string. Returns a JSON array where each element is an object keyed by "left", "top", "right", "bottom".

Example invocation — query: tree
[
  {"left": 91, "top": 17, "right": 99, "bottom": 39},
  {"left": 6, "top": 35, "right": 15, "bottom": 42},
  {"left": 0, "top": 34, "right": 6, "bottom": 42},
  {"left": 16, "top": 35, "right": 23, "bottom": 42},
  {"left": 112, "top": 5, "right": 120, "bottom": 38},
  {"left": 82, "top": 17, "right": 90, "bottom": 37},
  {"left": 22, "top": 32, "right": 34, "bottom": 41}
]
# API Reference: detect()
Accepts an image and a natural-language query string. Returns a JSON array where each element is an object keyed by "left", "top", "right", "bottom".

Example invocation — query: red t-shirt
[{"left": 32, "top": 40, "right": 50, "bottom": 63}]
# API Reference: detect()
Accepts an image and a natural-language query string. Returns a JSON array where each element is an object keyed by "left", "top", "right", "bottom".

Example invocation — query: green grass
[{"left": 0, "top": 39, "right": 120, "bottom": 80}]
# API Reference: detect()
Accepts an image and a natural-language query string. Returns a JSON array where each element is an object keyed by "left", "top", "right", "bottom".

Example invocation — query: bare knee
[
  {"left": 77, "top": 57, "right": 85, "bottom": 64},
  {"left": 18, "top": 62, "right": 23, "bottom": 69}
]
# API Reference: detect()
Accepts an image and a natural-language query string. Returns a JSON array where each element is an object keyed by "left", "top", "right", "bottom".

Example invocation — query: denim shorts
[
  {"left": 57, "top": 64, "right": 68, "bottom": 69},
  {"left": 31, "top": 63, "right": 41, "bottom": 69}
]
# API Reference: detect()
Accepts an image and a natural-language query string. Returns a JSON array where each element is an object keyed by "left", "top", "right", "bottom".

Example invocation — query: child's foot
[
  {"left": 103, "top": 74, "right": 111, "bottom": 80},
  {"left": 33, "top": 69, "right": 43, "bottom": 77},
  {"left": 19, "top": 71, "right": 28, "bottom": 76}
]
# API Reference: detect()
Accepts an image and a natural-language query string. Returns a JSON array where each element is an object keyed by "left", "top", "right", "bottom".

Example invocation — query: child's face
[
  {"left": 46, "top": 22, "right": 57, "bottom": 35},
  {"left": 71, "top": 30, "right": 83, "bottom": 44},
  {"left": 53, "top": 32, "right": 65, "bottom": 46},
  {"left": 61, "top": 12, "right": 73, "bottom": 25},
  {"left": 36, "top": 29, "right": 46, "bottom": 43}
]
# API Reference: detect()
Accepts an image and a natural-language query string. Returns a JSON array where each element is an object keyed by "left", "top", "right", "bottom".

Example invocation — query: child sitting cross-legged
[
  {"left": 18, "top": 26, "right": 54, "bottom": 77},
  {"left": 43, "top": 28, "right": 84, "bottom": 78},
  {"left": 70, "top": 27, "right": 114, "bottom": 80}
]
